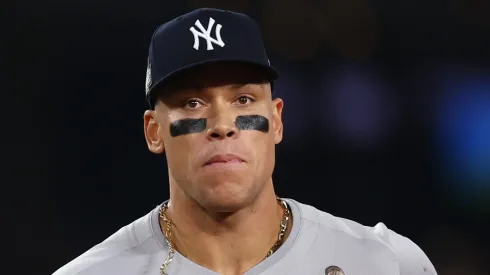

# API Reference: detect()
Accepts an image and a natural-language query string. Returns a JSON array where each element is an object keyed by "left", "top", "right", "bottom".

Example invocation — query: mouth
[{"left": 204, "top": 154, "right": 245, "bottom": 167}]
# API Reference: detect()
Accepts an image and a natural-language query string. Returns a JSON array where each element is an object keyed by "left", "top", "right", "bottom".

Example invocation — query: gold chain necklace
[{"left": 158, "top": 198, "right": 290, "bottom": 275}]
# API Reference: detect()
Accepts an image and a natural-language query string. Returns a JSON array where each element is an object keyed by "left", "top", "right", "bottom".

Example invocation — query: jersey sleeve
[{"left": 373, "top": 222, "right": 438, "bottom": 275}]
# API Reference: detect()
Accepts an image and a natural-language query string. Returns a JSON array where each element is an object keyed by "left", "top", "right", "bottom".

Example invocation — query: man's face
[{"left": 144, "top": 63, "right": 284, "bottom": 211}]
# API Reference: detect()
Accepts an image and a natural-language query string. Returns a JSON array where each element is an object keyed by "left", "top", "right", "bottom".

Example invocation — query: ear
[
  {"left": 143, "top": 110, "right": 165, "bottom": 154},
  {"left": 271, "top": 98, "right": 284, "bottom": 144}
]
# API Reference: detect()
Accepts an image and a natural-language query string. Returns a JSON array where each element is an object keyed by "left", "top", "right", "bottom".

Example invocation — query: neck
[{"left": 162, "top": 180, "right": 289, "bottom": 275}]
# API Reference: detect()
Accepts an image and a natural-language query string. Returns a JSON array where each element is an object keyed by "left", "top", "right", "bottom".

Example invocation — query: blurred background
[{"left": 11, "top": 0, "right": 489, "bottom": 274}]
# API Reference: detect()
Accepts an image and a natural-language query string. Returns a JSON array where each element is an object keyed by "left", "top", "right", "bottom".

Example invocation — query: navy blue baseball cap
[{"left": 145, "top": 8, "right": 279, "bottom": 108}]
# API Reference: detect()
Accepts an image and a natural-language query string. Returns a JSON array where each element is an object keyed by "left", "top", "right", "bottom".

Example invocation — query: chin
[{"left": 197, "top": 181, "right": 256, "bottom": 212}]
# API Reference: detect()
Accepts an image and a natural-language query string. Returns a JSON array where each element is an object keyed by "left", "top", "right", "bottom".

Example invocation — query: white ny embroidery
[{"left": 189, "top": 17, "right": 225, "bottom": 51}]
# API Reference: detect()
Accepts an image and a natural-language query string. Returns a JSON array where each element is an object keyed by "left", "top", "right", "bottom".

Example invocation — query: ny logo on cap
[{"left": 190, "top": 17, "right": 225, "bottom": 51}]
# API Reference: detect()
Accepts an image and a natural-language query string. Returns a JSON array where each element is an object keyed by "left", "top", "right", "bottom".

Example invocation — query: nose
[{"left": 206, "top": 116, "right": 239, "bottom": 140}]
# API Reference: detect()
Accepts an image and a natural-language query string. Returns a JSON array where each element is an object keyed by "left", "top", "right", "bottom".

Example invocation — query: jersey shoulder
[
  {"left": 295, "top": 200, "right": 438, "bottom": 275},
  {"left": 52, "top": 208, "right": 163, "bottom": 275}
]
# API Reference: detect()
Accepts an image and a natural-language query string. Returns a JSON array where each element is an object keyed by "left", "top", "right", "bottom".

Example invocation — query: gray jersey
[{"left": 53, "top": 199, "right": 437, "bottom": 275}]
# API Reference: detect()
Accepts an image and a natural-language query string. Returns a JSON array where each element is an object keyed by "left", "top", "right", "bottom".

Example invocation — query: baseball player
[{"left": 53, "top": 8, "right": 438, "bottom": 275}]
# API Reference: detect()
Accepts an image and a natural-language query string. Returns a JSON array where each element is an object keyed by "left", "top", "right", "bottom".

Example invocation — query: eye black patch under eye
[
  {"left": 235, "top": 115, "right": 269, "bottom": 133},
  {"left": 170, "top": 118, "right": 207, "bottom": 137}
]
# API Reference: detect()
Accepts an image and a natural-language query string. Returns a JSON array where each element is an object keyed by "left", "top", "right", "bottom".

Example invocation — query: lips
[{"left": 204, "top": 154, "right": 245, "bottom": 166}]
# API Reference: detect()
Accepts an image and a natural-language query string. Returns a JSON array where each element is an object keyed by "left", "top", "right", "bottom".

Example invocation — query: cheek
[
  {"left": 245, "top": 132, "right": 275, "bottom": 165},
  {"left": 252, "top": 136, "right": 276, "bottom": 181},
  {"left": 165, "top": 136, "right": 201, "bottom": 171}
]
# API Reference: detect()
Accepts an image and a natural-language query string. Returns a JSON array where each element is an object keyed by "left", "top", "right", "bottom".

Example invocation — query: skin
[{"left": 143, "top": 63, "right": 287, "bottom": 275}]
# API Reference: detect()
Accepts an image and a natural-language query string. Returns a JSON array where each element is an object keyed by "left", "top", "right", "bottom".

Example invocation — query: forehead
[{"left": 159, "top": 62, "right": 271, "bottom": 96}]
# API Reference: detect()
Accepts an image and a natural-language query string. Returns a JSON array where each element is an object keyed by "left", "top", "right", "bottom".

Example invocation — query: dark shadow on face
[{"left": 154, "top": 62, "right": 275, "bottom": 104}]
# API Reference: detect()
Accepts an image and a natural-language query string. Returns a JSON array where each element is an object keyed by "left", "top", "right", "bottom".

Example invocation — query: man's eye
[
  {"left": 235, "top": 96, "right": 254, "bottom": 105},
  {"left": 186, "top": 99, "right": 203, "bottom": 109}
]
